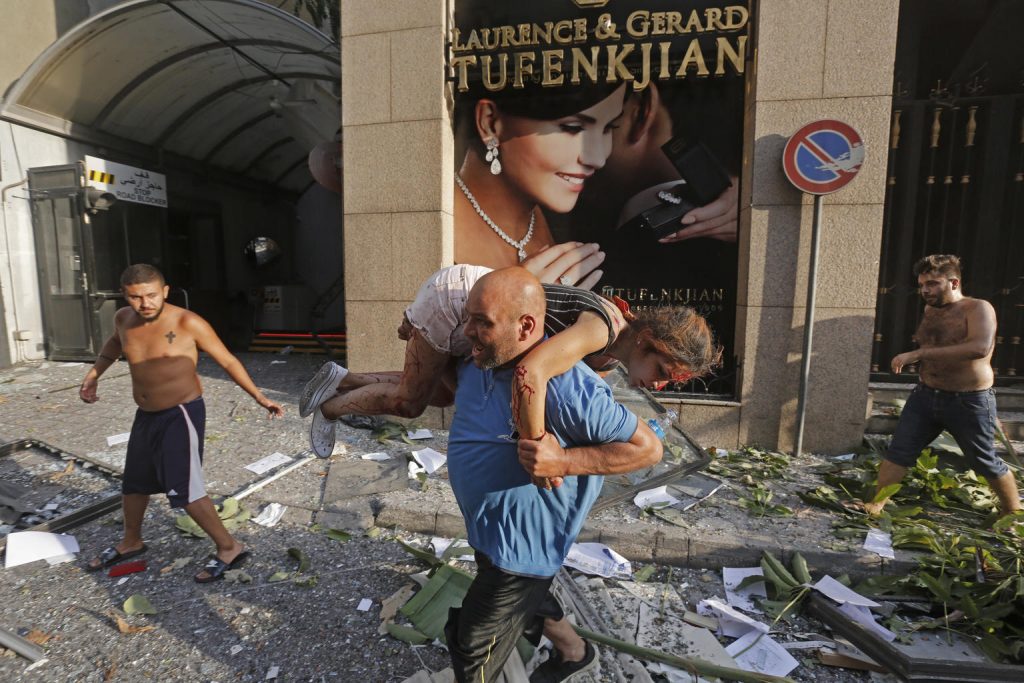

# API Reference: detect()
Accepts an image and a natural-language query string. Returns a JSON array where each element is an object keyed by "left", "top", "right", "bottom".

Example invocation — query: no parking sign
[
  {"left": 783, "top": 119, "right": 866, "bottom": 457},
  {"left": 782, "top": 119, "right": 864, "bottom": 195}
]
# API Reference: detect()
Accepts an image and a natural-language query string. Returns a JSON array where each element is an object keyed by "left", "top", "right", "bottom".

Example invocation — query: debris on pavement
[
  {"left": 244, "top": 452, "right": 293, "bottom": 475},
  {"left": 251, "top": 502, "right": 288, "bottom": 528},
  {"left": 4, "top": 530, "right": 79, "bottom": 568},
  {"left": 563, "top": 542, "right": 632, "bottom": 579}
]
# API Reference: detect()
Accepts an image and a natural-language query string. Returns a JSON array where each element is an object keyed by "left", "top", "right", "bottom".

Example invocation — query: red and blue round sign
[{"left": 782, "top": 119, "right": 865, "bottom": 195}]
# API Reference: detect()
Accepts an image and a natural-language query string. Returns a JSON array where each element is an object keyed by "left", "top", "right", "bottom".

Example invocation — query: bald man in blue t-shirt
[{"left": 444, "top": 267, "right": 661, "bottom": 683}]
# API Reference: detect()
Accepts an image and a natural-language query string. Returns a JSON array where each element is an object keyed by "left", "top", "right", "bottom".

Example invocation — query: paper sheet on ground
[
  {"left": 838, "top": 603, "right": 897, "bottom": 642},
  {"left": 106, "top": 432, "right": 131, "bottom": 447},
  {"left": 863, "top": 529, "right": 895, "bottom": 559},
  {"left": 722, "top": 567, "right": 767, "bottom": 613},
  {"left": 430, "top": 537, "right": 475, "bottom": 562},
  {"left": 407, "top": 429, "right": 433, "bottom": 440},
  {"left": 812, "top": 575, "right": 880, "bottom": 607},
  {"left": 244, "top": 452, "right": 293, "bottom": 474},
  {"left": 5, "top": 531, "right": 80, "bottom": 568},
  {"left": 563, "top": 542, "right": 632, "bottom": 580},
  {"left": 411, "top": 448, "right": 446, "bottom": 474},
  {"left": 697, "top": 598, "right": 769, "bottom": 638},
  {"left": 725, "top": 630, "right": 799, "bottom": 677},
  {"left": 251, "top": 503, "right": 287, "bottom": 527},
  {"left": 633, "top": 485, "right": 681, "bottom": 509},
  {"left": 357, "top": 598, "right": 373, "bottom": 611},
  {"left": 360, "top": 452, "right": 392, "bottom": 461}
]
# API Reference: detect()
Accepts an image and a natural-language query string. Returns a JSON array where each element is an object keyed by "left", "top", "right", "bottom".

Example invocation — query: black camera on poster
[{"left": 631, "top": 140, "right": 732, "bottom": 240}]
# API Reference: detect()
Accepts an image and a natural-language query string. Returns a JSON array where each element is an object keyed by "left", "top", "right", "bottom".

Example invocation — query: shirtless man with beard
[
  {"left": 865, "top": 255, "right": 1020, "bottom": 517},
  {"left": 79, "top": 264, "right": 283, "bottom": 582}
]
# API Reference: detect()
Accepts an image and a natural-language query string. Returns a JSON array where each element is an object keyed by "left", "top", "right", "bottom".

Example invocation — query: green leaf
[
  {"left": 224, "top": 569, "right": 252, "bottom": 584},
  {"left": 268, "top": 571, "right": 292, "bottom": 583},
  {"left": 397, "top": 539, "right": 442, "bottom": 567},
  {"left": 386, "top": 622, "right": 431, "bottom": 645},
  {"left": 287, "top": 547, "right": 310, "bottom": 573},
  {"left": 871, "top": 484, "right": 902, "bottom": 504},
  {"left": 735, "top": 574, "right": 767, "bottom": 591},
  {"left": 175, "top": 514, "right": 208, "bottom": 538},
  {"left": 917, "top": 572, "right": 952, "bottom": 602},
  {"left": 123, "top": 594, "right": 157, "bottom": 615},
  {"left": 293, "top": 574, "right": 318, "bottom": 588},
  {"left": 325, "top": 529, "right": 351, "bottom": 543},
  {"left": 217, "top": 497, "right": 240, "bottom": 520},
  {"left": 633, "top": 565, "right": 657, "bottom": 583}
]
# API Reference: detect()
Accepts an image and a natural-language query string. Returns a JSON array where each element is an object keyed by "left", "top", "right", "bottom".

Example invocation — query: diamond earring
[{"left": 484, "top": 137, "right": 502, "bottom": 175}]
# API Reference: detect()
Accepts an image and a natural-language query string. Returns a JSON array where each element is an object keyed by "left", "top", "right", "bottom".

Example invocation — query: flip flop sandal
[
  {"left": 86, "top": 544, "right": 148, "bottom": 572},
  {"left": 194, "top": 550, "right": 251, "bottom": 583}
]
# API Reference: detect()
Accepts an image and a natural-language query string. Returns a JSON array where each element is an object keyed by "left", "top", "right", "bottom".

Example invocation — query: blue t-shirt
[{"left": 447, "top": 358, "right": 638, "bottom": 578}]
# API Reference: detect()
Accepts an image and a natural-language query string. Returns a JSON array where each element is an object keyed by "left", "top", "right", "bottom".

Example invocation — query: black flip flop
[
  {"left": 86, "top": 544, "right": 148, "bottom": 572},
  {"left": 194, "top": 550, "right": 251, "bottom": 583}
]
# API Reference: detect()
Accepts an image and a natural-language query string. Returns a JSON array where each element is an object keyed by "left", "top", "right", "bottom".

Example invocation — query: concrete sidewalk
[{"left": 0, "top": 353, "right": 912, "bottom": 580}]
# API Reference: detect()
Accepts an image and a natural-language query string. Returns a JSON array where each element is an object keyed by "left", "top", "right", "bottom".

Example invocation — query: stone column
[
  {"left": 340, "top": 0, "right": 453, "bottom": 373},
  {"left": 736, "top": 0, "right": 900, "bottom": 452}
]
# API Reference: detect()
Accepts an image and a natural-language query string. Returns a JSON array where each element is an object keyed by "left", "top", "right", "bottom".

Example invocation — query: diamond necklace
[{"left": 455, "top": 173, "right": 535, "bottom": 262}]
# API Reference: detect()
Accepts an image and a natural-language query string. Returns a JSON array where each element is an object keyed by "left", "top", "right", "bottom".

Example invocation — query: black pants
[{"left": 445, "top": 553, "right": 565, "bottom": 683}]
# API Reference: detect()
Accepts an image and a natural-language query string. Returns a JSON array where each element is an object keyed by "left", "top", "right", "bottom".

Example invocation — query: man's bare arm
[
  {"left": 79, "top": 310, "right": 125, "bottom": 403},
  {"left": 517, "top": 420, "right": 661, "bottom": 478},
  {"left": 184, "top": 313, "right": 283, "bottom": 417},
  {"left": 891, "top": 300, "right": 996, "bottom": 373}
]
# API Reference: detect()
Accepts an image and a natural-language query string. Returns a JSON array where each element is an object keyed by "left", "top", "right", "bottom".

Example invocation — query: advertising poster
[{"left": 449, "top": 0, "right": 750, "bottom": 395}]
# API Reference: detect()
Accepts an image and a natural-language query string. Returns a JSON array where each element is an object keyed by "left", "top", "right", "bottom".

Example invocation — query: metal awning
[{"left": 1, "top": 0, "right": 339, "bottom": 194}]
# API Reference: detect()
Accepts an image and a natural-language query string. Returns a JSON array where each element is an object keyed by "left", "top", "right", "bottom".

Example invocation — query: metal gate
[{"left": 871, "top": 90, "right": 1024, "bottom": 386}]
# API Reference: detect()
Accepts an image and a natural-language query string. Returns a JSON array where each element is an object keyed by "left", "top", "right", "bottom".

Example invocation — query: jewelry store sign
[{"left": 84, "top": 155, "right": 168, "bottom": 208}]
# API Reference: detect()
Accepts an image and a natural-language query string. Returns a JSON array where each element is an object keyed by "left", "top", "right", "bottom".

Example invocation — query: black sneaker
[{"left": 529, "top": 641, "right": 599, "bottom": 683}]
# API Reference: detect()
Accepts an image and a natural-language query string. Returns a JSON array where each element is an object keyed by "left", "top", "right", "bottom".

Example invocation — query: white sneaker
[
  {"left": 299, "top": 362, "right": 348, "bottom": 418},
  {"left": 310, "top": 407, "right": 337, "bottom": 458}
]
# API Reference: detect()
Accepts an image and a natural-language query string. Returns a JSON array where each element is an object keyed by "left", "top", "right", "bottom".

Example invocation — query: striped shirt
[{"left": 541, "top": 284, "right": 616, "bottom": 357}]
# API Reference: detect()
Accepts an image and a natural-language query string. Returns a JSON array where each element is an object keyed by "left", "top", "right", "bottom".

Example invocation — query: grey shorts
[{"left": 404, "top": 265, "right": 492, "bottom": 356}]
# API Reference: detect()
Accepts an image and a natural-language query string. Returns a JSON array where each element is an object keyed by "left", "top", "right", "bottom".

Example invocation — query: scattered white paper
[
  {"left": 430, "top": 537, "right": 476, "bottom": 562},
  {"left": 863, "top": 529, "right": 895, "bottom": 559},
  {"left": 563, "top": 543, "right": 632, "bottom": 580},
  {"left": 633, "top": 486, "right": 681, "bottom": 509},
  {"left": 265, "top": 665, "right": 280, "bottom": 680},
  {"left": 407, "top": 428, "right": 433, "bottom": 440},
  {"left": 230, "top": 645, "right": 244, "bottom": 655},
  {"left": 360, "top": 452, "right": 392, "bottom": 461},
  {"left": 725, "top": 631, "right": 799, "bottom": 677},
  {"left": 245, "top": 452, "right": 293, "bottom": 475},
  {"left": 269, "top": 360, "right": 287, "bottom": 365},
  {"left": 830, "top": 453, "right": 856, "bottom": 462},
  {"left": 722, "top": 567, "right": 767, "bottom": 613},
  {"left": 357, "top": 598, "right": 373, "bottom": 611},
  {"left": 5, "top": 531, "right": 79, "bottom": 568},
  {"left": 408, "top": 460, "right": 426, "bottom": 480},
  {"left": 697, "top": 598, "right": 769, "bottom": 638},
  {"left": 411, "top": 448, "right": 446, "bottom": 474},
  {"left": 116, "top": 576, "right": 130, "bottom": 586},
  {"left": 106, "top": 432, "right": 131, "bottom": 447},
  {"left": 252, "top": 503, "right": 287, "bottom": 528},
  {"left": 812, "top": 575, "right": 880, "bottom": 607},
  {"left": 838, "top": 603, "right": 897, "bottom": 642},
  {"left": 43, "top": 503, "right": 60, "bottom": 511},
  {"left": 45, "top": 552, "right": 76, "bottom": 566}
]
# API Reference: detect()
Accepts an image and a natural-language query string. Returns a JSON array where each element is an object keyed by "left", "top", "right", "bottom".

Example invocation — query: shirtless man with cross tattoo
[{"left": 79, "top": 264, "right": 283, "bottom": 582}]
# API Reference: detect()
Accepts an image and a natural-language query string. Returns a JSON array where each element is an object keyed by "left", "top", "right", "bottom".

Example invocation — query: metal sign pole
[{"left": 794, "top": 194, "right": 824, "bottom": 457}]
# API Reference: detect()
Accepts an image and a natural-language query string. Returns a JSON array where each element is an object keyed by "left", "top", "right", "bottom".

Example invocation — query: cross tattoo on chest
[{"left": 165, "top": 331, "right": 176, "bottom": 344}]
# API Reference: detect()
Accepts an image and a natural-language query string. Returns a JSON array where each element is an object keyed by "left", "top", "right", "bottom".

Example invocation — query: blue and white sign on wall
[{"left": 782, "top": 119, "right": 865, "bottom": 195}]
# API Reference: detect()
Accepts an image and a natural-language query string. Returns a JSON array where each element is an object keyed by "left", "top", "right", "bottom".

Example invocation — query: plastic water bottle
[{"left": 646, "top": 409, "right": 678, "bottom": 440}]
